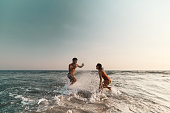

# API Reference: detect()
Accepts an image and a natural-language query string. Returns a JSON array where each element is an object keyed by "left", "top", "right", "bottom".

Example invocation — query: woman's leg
[{"left": 103, "top": 80, "right": 111, "bottom": 90}]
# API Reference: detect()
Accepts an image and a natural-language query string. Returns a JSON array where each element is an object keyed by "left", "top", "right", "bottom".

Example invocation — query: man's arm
[
  {"left": 69, "top": 64, "right": 73, "bottom": 73},
  {"left": 77, "top": 63, "right": 84, "bottom": 68}
]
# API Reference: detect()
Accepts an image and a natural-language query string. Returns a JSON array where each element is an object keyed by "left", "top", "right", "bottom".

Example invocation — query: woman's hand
[{"left": 99, "top": 83, "right": 103, "bottom": 89}]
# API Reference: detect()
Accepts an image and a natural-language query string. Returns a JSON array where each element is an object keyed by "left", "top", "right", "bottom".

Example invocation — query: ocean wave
[
  {"left": 35, "top": 88, "right": 170, "bottom": 113},
  {"left": 1, "top": 71, "right": 170, "bottom": 113}
]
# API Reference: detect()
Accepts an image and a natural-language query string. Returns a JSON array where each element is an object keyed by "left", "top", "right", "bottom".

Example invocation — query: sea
[{"left": 0, "top": 70, "right": 170, "bottom": 113}]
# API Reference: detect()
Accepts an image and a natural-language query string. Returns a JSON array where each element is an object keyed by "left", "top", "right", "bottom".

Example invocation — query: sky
[{"left": 0, "top": 0, "right": 170, "bottom": 70}]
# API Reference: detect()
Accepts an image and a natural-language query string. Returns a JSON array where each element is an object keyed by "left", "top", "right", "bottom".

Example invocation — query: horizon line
[{"left": 0, "top": 69, "right": 170, "bottom": 71}]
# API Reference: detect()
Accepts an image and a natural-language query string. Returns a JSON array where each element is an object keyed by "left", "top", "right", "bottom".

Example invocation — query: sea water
[{"left": 0, "top": 70, "right": 170, "bottom": 113}]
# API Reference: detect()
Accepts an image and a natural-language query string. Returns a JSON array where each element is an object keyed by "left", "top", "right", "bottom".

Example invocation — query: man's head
[
  {"left": 96, "top": 63, "right": 102, "bottom": 70},
  {"left": 72, "top": 58, "right": 78, "bottom": 64}
]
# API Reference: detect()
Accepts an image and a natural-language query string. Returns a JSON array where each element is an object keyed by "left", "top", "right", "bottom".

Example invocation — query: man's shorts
[{"left": 67, "top": 73, "right": 74, "bottom": 81}]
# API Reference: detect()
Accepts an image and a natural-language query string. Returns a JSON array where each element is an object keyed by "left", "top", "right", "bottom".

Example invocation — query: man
[{"left": 68, "top": 58, "right": 84, "bottom": 85}]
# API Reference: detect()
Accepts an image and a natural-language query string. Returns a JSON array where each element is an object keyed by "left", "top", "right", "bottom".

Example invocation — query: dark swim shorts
[{"left": 67, "top": 73, "right": 74, "bottom": 81}]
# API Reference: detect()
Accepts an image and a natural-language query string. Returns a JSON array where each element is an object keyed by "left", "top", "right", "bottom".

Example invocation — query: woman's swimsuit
[{"left": 102, "top": 73, "right": 111, "bottom": 86}]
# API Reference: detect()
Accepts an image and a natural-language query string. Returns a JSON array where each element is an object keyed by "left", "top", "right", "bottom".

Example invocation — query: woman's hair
[{"left": 96, "top": 63, "right": 103, "bottom": 70}]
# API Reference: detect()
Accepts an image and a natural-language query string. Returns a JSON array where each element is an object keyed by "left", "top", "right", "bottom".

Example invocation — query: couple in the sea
[{"left": 68, "top": 58, "right": 111, "bottom": 90}]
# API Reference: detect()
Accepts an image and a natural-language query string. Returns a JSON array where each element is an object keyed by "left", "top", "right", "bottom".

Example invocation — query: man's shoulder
[{"left": 69, "top": 63, "right": 73, "bottom": 66}]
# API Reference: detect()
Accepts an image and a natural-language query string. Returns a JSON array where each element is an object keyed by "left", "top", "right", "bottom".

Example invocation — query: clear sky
[{"left": 0, "top": 0, "right": 170, "bottom": 70}]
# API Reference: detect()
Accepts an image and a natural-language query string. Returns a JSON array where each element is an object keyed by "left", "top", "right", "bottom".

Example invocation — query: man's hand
[{"left": 78, "top": 63, "right": 84, "bottom": 68}]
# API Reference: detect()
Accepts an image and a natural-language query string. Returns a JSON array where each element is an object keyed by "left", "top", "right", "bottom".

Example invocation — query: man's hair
[
  {"left": 96, "top": 63, "right": 102, "bottom": 69},
  {"left": 72, "top": 58, "right": 78, "bottom": 61}
]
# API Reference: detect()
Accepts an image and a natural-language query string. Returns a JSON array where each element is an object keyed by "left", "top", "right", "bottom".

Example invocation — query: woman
[{"left": 96, "top": 63, "right": 111, "bottom": 90}]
